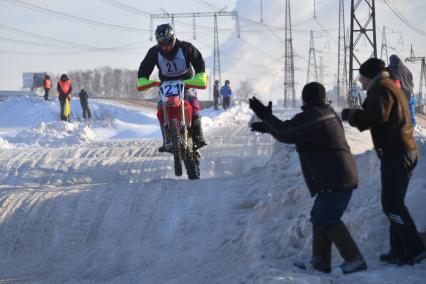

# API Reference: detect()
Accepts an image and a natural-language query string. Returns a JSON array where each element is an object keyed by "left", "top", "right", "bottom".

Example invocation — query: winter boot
[
  {"left": 397, "top": 249, "right": 426, "bottom": 266},
  {"left": 380, "top": 225, "right": 403, "bottom": 264},
  {"left": 294, "top": 224, "right": 332, "bottom": 273},
  {"left": 325, "top": 222, "right": 367, "bottom": 274},
  {"left": 191, "top": 116, "right": 207, "bottom": 149},
  {"left": 159, "top": 126, "right": 170, "bottom": 153}
]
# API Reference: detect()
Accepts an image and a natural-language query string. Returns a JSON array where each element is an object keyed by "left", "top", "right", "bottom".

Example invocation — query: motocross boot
[
  {"left": 191, "top": 116, "right": 207, "bottom": 149},
  {"left": 159, "top": 126, "right": 170, "bottom": 152}
]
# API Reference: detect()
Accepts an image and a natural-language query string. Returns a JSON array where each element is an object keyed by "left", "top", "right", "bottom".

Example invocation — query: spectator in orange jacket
[
  {"left": 43, "top": 74, "right": 51, "bottom": 101},
  {"left": 57, "top": 74, "right": 72, "bottom": 122}
]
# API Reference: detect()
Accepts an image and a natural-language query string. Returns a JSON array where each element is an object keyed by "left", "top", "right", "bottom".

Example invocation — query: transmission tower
[
  {"left": 213, "top": 14, "right": 221, "bottom": 86},
  {"left": 151, "top": 11, "right": 240, "bottom": 98},
  {"left": 349, "top": 0, "right": 377, "bottom": 107},
  {"left": 284, "top": 0, "right": 296, "bottom": 107},
  {"left": 406, "top": 46, "right": 426, "bottom": 106},
  {"left": 410, "top": 44, "right": 415, "bottom": 58},
  {"left": 380, "top": 26, "right": 389, "bottom": 64},
  {"left": 319, "top": 56, "right": 324, "bottom": 84},
  {"left": 337, "top": 0, "right": 348, "bottom": 106},
  {"left": 307, "top": 30, "right": 319, "bottom": 83},
  {"left": 150, "top": 11, "right": 240, "bottom": 40}
]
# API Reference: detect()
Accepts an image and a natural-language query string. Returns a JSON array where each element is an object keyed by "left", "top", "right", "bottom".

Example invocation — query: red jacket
[
  {"left": 43, "top": 79, "right": 51, "bottom": 90},
  {"left": 57, "top": 80, "right": 72, "bottom": 100}
]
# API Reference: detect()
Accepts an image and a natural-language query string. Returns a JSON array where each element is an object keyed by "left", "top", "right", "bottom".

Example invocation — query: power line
[
  {"left": 381, "top": 0, "right": 426, "bottom": 37},
  {"left": 0, "top": 36, "right": 76, "bottom": 49},
  {"left": 0, "top": 24, "right": 148, "bottom": 53},
  {"left": 2, "top": 0, "right": 150, "bottom": 33},
  {"left": 191, "top": 0, "right": 220, "bottom": 11},
  {"left": 0, "top": 24, "right": 105, "bottom": 50},
  {"left": 98, "top": 0, "right": 150, "bottom": 16}
]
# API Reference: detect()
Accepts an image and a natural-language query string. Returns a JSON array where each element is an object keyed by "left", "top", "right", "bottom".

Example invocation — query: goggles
[{"left": 157, "top": 35, "right": 175, "bottom": 47}]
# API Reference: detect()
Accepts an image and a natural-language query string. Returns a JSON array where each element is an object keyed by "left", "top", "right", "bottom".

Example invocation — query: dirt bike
[{"left": 158, "top": 80, "right": 201, "bottom": 180}]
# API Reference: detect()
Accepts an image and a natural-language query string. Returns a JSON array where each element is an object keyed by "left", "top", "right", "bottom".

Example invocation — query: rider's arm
[
  {"left": 182, "top": 42, "right": 207, "bottom": 89},
  {"left": 186, "top": 42, "right": 205, "bottom": 74},
  {"left": 137, "top": 47, "right": 159, "bottom": 91}
]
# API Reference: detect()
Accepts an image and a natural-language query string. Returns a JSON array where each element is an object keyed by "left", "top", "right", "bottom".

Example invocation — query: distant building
[{"left": 0, "top": 90, "right": 35, "bottom": 101}]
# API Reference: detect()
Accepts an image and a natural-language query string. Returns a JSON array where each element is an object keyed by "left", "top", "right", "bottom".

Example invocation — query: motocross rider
[{"left": 137, "top": 23, "right": 208, "bottom": 152}]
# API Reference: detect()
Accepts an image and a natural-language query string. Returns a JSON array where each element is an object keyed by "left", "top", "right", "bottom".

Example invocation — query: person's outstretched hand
[
  {"left": 341, "top": 108, "right": 356, "bottom": 121},
  {"left": 250, "top": 122, "right": 269, "bottom": 133},
  {"left": 249, "top": 97, "right": 272, "bottom": 119}
]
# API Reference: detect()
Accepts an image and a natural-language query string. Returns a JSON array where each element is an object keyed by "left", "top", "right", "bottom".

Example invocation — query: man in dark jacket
[
  {"left": 388, "top": 55, "right": 414, "bottom": 101},
  {"left": 342, "top": 58, "right": 426, "bottom": 265},
  {"left": 213, "top": 80, "right": 220, "bottom": 110},
  {"left": 388, "top": 54, "right": 416, "bottom": 127},
  {"left": 249, "top": 82, "right": 366, "bottom": 274},
  {"left": 78, "top": 88, "right": 91, "bottom": 119},
  {"left": 57, "top": 74, "right": 72, "bottom": 122}
]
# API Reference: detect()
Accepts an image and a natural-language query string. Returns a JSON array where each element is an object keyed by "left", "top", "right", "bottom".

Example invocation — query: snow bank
[
  {"left": 0, "top": 96, "right": 425, "bottom": 283},
  {"left": 241, "top": 138, "right": 426, "bottom": 283},
  {"left": 0, "top": 96, "right": 161, "bottom": 146},
  {"left": 6, "top": 121, "right": 99, "bottom": 147}
]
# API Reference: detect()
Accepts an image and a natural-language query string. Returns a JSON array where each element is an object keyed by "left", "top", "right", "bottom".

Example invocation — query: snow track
[{"left": 0, "top": 99, "right": 425, "bottom": 283}]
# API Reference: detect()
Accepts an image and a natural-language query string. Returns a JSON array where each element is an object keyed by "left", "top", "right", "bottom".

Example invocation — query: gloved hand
[
  {"left": 250, "top": 122, "right": 269, "bottom": 133},
  {"left": 341, "top": 109, "right": 355, "bottom": 121},
  {"left": 249, "top": 96, "right": 272, "bottom": 119}
]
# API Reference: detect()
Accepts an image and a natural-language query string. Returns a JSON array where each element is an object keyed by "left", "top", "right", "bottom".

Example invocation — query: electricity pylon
[
  {"left": 349, "top": 0, "right": 377, "bottom": 107},
  {"left": 284, "top": 0, "right": 296, "bottom": 107}
]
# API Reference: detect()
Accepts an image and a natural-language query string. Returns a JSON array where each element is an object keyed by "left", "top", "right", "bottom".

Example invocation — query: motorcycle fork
[{"left": 180, "top": 98, "right": 188, "bottom": 148}]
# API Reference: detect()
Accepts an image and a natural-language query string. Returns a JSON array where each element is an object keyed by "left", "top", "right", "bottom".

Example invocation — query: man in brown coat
[{"left": 342, "top": 58, "right": 425, "bottom": 266}]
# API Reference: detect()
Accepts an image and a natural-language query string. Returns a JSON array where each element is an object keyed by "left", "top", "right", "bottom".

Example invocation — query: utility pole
[
  {"left": 380, "top": 26, "right": 389, "bottom": 65},
  {"left": 313, "top": 0, "right": 317, "bottom": 19},
  {"left": 150, "top": 11, "right": 240, "bottom": 40},
  {"left": 213, "top": 14, "right": 221, "bottom": 87},
  {"left": 284, "top": 0, "right": 296, "bottom": 107},
  {"left": 406, "top": 45, "right": 426, "bottom": 106},
  {"left": 337, "top": 0, "right": 348, "bottom": 106},
  {"left": 349, "top": 0, "right": 377, "bottom": 107},
  {"left": 260, "top": 0, "right": 263, "bottom": 23},
  {"left": 319, "top": 56, "right": 324, "bottom": 84},
  {"left": 151, "top": 11, "right": 240, "bottom": 99},
  {"left": 307, "top": 30, "right": 319, "bottom": 83}
]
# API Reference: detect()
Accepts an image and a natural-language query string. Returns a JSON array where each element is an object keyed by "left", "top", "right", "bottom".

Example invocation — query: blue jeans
[{"left": 310, "top": 190, "right": 352, "bottom": 231}]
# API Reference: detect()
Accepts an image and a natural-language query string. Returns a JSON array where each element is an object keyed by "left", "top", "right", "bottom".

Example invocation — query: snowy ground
[{"left": 0, "top": 95, "right": 425, "bottom": 284}]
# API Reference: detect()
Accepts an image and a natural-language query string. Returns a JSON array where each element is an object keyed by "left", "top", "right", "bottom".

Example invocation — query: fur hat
[
  {"left": 302, "top": 82, "right": 326, "bottom": 107},
  {"left": 359, "top": 58, "right": 385, "bottom": 79}
]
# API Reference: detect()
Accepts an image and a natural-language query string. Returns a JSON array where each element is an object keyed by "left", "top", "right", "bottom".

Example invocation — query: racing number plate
[{"left": 160, "top": 80, "right": 184, "bottom": 97}]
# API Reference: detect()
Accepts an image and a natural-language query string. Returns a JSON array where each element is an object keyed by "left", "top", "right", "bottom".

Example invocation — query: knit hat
[
  {"left": 359, "top": 58, "right": 385, "bottom": 79},
  {"left": 302, "top": 82, "right": 326, "bottom": 107}
]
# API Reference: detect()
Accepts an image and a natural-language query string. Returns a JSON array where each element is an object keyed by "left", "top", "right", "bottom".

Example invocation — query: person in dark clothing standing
[
  {"left": 220, "top": 80, "right": 232, "bottom": 109},
  {"left": 249, "top": 82, "right": 367, "bottom": 274},
  {"left": 388, "top": 54, "right": 417, "bottom": 127},
  {"left": 137, "top": 23, "right": 207, "bottom": 152},
  {"left": 78, "top": 88, "right": 91, "bottom": 119},
  {"left": 43, "top": 74, "right": 51, "bottom": 101},
  {"left": 57, "top": 74, "right": 72, "bottom": 122},
  {"left": 342, "top": 58, "right": 426, "bottom": 265},
  {"left": 213, "top": 80, "right": 220, "bottom": 110}
]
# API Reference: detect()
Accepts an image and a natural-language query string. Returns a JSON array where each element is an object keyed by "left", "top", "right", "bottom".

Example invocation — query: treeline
[{"left": 49, "top": 66, "right": 158, "bottom": 99}]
